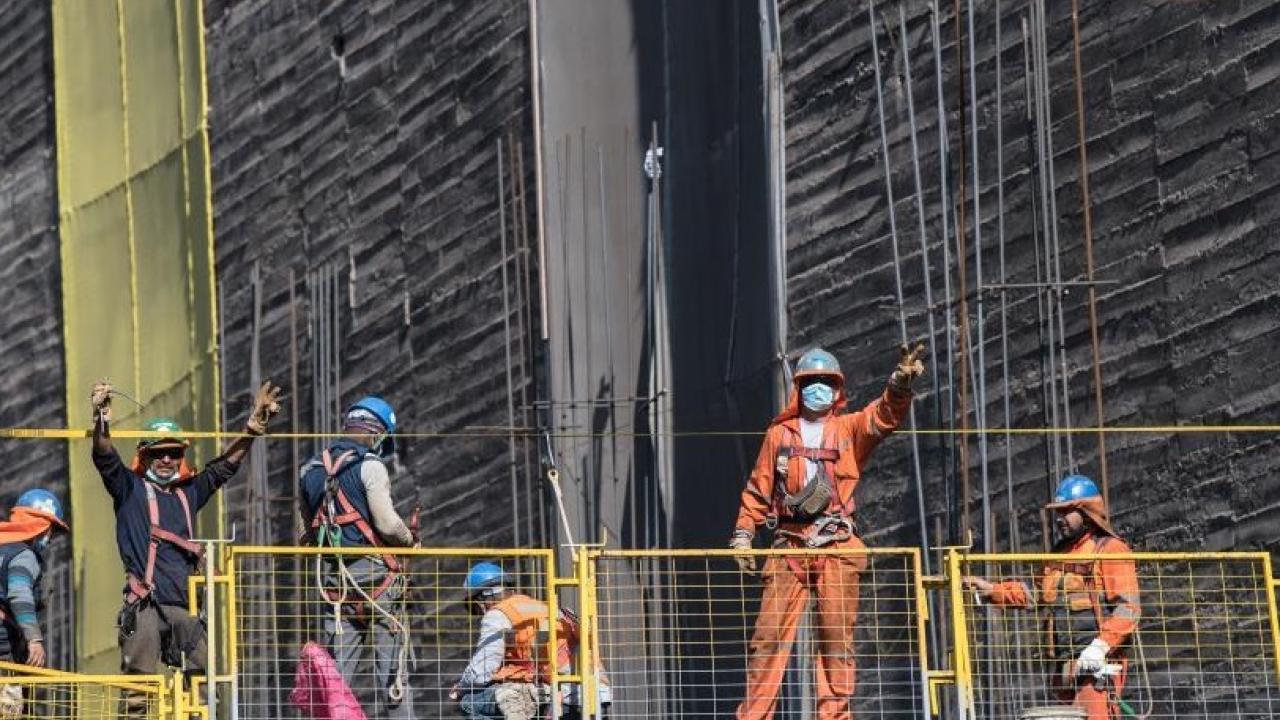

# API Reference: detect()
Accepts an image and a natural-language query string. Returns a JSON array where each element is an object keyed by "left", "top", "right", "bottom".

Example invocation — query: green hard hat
[{"left": 137, "top": 417, "right": 190, "bottom": 450}]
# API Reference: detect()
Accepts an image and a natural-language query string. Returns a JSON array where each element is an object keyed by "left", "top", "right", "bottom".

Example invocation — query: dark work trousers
[
  {"left": 321, "top": 556, "right": 415, "bottom": 719},
  {"left": 118, "top": 602, "right": 207, "bottom": 718}
]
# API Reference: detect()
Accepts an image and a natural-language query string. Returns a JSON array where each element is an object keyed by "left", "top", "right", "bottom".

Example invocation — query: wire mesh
[
  {"left": 230, "top": 547, "right": 562, "bottom": 720},
  {"left": 592, "top": 548, "right": 927, "bottom": 720},
  {"left": 0, "top": 668, "right": 165, "bottom": 720},
  {"left": 957, "top": 553, "right": 1280, "bottom": 720}
]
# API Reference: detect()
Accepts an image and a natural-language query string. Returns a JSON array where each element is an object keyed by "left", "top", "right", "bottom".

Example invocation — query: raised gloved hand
[
  {"left": 1075, "top": 637, "right": 1110, "bottom": 676},
  {"left": 90, "top": 379, "right": 113, "bottom": 422},
  {"left": 246, "top": 381, "right": 283, "bottom": 435},
  {"left": 730, "top": 529, "right": 757, "bottom": 575},
  {"left": 889, "top": 342, "right": 926, "bottom": 391}
]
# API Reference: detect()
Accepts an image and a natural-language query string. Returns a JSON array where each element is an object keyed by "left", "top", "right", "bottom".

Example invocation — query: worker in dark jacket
[
  {"left": 300, "top": 395, "right": 416, "bottom": 719},
  {"left": 90, "top": 379, "right": 280, "bottom": 717}
]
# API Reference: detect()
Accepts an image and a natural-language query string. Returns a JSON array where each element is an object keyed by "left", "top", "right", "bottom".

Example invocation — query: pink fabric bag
[{"left": 290, "top": 641, "right": 369, "bottom": 720}]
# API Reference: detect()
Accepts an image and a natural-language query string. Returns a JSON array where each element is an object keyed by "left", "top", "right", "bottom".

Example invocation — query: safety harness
[
  {"left": 767, "top": 444, "right": 858, "bottom": 549},
  {"left": 308, "top": 447, "right": 414, "bottom": 703},
  {"left": 1043, "top": 534, "right": 1149, "bottom": 719},
  {"left": 126, "top": 483, "right": 204, "bottom": 604},
  {"left": 310, "top": 449, "right": 402, "bottom": 603}
]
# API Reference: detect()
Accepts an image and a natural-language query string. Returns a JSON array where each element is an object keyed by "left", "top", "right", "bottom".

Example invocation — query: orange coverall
[
  {"left": 734, "top": 384, "right": 911, "bottom": 720},
  {"left": 987, "top": 532, "right": 1140, "bottom": 720}
]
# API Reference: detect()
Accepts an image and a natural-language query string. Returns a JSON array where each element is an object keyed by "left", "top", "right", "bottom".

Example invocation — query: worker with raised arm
[
  {"left": 963, "top": 475, "right": 1141, "bottom": 720},
  {"left": 90, "top": 379, "right": 281, "bottom": 717},
  {"left": 730, "top": 344, "right": 924, "bottom": 720},
  {"left": 300, "top": 396, "right": 416, "bottom": 719}
]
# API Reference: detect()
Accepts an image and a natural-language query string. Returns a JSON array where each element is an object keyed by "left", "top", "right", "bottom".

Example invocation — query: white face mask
[
  {"left": 33, "top": 534, "right": 50, "bottom": 552},
  {"left": 801, "top": 382, "right": 835, "bottom": 413}
]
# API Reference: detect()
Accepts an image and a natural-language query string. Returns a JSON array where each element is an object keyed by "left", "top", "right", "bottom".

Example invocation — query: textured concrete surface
[
  {"left": 204, "top": 0, "right": 540, "bottom": 549},
  {"left": 0, "top": 0, "right": 71, "bottom": 666},
  {"left": 777, "top": 0, "right": 1280, "bottom": 555}
]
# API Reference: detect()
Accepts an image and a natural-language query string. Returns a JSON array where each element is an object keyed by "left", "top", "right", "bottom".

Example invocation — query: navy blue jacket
[
  {"left": 299, "top": 439, "right": 378, "bottom": 548},
  {"left": 94, "top": 448, "right": 239, "bottom": 606}
]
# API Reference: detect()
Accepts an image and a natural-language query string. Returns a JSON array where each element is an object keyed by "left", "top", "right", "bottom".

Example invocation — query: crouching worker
[
  {"left": 963, "top": 475, "right": 1140, "bottom": 720},
  {"left": 451, "top": 562, "right": 611, "bottom": 720},
  {"left": 300, "top": 396, "right": 416, "bottom": 719},
  {"left": 90, "top": 379, "right": 281, "bottom": 717}
]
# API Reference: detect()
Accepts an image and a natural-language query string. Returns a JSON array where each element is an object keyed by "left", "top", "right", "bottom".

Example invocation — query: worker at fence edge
[
  {"left": 300, "top": 395, "right": 416, "bottom": 719},
  {"left": 963, "top": 474, "right": 1141, "bottom": 720},
  {"left": 90, "top": 379, "right": 281, "bottom": 716},
  {"left": 452, "top": 562, "right": 611, "bottom": 720},
  {"left": 0, "top": 489, "right": 70, "bottom": 669},
  {"left": 729, "top": 344, "right": 924, "bottom": 720}
]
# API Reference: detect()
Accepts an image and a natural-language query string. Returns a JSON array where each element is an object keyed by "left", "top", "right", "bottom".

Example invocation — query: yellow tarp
[{"left": 53, "top": 0, "right": 220, "bottom": 674}]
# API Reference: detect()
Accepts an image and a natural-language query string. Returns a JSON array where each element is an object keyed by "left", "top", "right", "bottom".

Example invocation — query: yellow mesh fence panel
[
  {"left": 0, "top": 665, "right": 165, "bottom": 720},
  {"left": 955, "top": 553, "right": 1280, "bottom": 720},
  {"left": 592, "top": 549, "right": 929, "bottom": 720},
  {"left": 228, "top": 547, "right": 566, "bottom": 720},
  {"left": 52, "top": 0, "right": 220, "bottom": 673}
]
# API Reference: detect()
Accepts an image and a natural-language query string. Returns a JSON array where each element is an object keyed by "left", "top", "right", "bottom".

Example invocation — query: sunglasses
[{"left": 148, "top": 448, "right": 186, "bottom": 461}]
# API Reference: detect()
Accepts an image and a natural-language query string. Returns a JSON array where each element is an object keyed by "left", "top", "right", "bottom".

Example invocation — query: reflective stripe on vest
[
  {"left": 492, "top": 595, "right": 551, "bottom": 683},
  {"left": 1043, "top": 535, "right": 1116, "bottom": 657},
  {"left": 128, "top": 482, "right": 204, "bottom": 602}
]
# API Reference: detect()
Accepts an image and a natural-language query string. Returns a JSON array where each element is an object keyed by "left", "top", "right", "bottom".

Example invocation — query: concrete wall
[
  {"left": 204, "top": 0, "right": 540, "bottom": 547},
  {"left": 777, "top": 0, "right": 1280, "bottom": 554},
  {"left": 0, "top": 0, "right": 72, "bottom": 668}
]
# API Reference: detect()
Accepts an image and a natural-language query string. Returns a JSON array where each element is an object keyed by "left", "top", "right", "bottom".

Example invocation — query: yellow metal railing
[
  {"left": 0, "top": 662, "right": 168, "bottom": 719},
  {"left": 225, "top": 546, "right": 564, "bottom": 720},
  {"left": 947, "top": 550, "right": 1280, "bottom": 720},
  {"left": 588, "top": 547, "right": 930, "bottom": 720},
  {"left": 197, "top": 545, "right": 1280, "bottom": 720}
]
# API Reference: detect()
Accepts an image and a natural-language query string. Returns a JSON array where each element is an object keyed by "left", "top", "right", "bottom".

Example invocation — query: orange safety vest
[{"left": 490, "top": 594, "right": 578, "bottom": 684}]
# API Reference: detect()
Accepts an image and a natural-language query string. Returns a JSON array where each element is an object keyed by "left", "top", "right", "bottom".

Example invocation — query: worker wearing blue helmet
[
  {"left": 299, "top": 395, "right": 416, "bottom": 718},
  {"left": 0, "top": 489, "right": 70, "bottom": 670},
  {"left": 964, "top": 475, "right": 1140, "bottom": 720}
]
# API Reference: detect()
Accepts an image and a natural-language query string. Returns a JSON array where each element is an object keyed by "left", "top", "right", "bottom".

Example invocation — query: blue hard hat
[
  {"left": 795, "top": 348, "right": 842, "bottom": 379},
  {"left": 347, "top": 396, "right": 397, "bottom": 434},
  {"left": 15, "top": 489, "right": 69, "bottom": 531},
  {"left": 464, "top": 561, "right": 507, "bottom": 599},
  {"left": 1051, "top": 474, "right": 1101, "bottom": 505}
]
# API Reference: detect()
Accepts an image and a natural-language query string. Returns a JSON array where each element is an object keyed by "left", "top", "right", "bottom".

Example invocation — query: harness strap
[
  {"left": 130, "top": 482, "right": 203, "bottom": 602},
  {"left": 784, "top": 446, "right": 839, "bottom": 462},
  {"left": 312, "top": 449, "right": 402, "bottom": 603}
]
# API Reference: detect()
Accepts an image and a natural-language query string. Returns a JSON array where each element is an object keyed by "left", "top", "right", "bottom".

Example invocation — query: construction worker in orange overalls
[
  {"left": 729, "top": 344, "right": 924, "bottom": 720},
  {"left": 964, "top": 475, "right": 1141, "bottom": 720},
  {"left": 451, "top": 562, "right": 611, "bottom": 720}
]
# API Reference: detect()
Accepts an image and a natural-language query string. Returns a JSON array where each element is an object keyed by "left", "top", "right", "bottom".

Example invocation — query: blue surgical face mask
[
  {"left": 801, "top": 382, "right": 835, "bottom": 413},
  {"left": 33, "top": 534, "right": 50, "bottom": 553}
]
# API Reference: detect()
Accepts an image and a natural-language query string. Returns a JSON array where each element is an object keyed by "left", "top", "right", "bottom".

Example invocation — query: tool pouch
[
  {"left": 782, "top": 470, "right": 835, "bottom": 520},
  {"left": 118, "top": 599, "right": 142, "bottom": 639}
]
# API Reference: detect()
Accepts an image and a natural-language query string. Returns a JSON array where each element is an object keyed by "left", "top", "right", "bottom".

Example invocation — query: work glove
[
  {"left": 889, "top": 342, "right": 927, "bottom": 391},
  {"left": 1075, "top": 637, "right": 1110, "bottom": 676},
  {"left": 730, "top": 529, "right": 757, "bottom": 575},
  {"left": 961, "top": 576, "right": 994, "bottom": 600},
  {"left": 90, "top": 379, "right": 113, "bottom": 422},
  {"left": 246, "top": 380, "right": 283, "bottom": 435}
]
